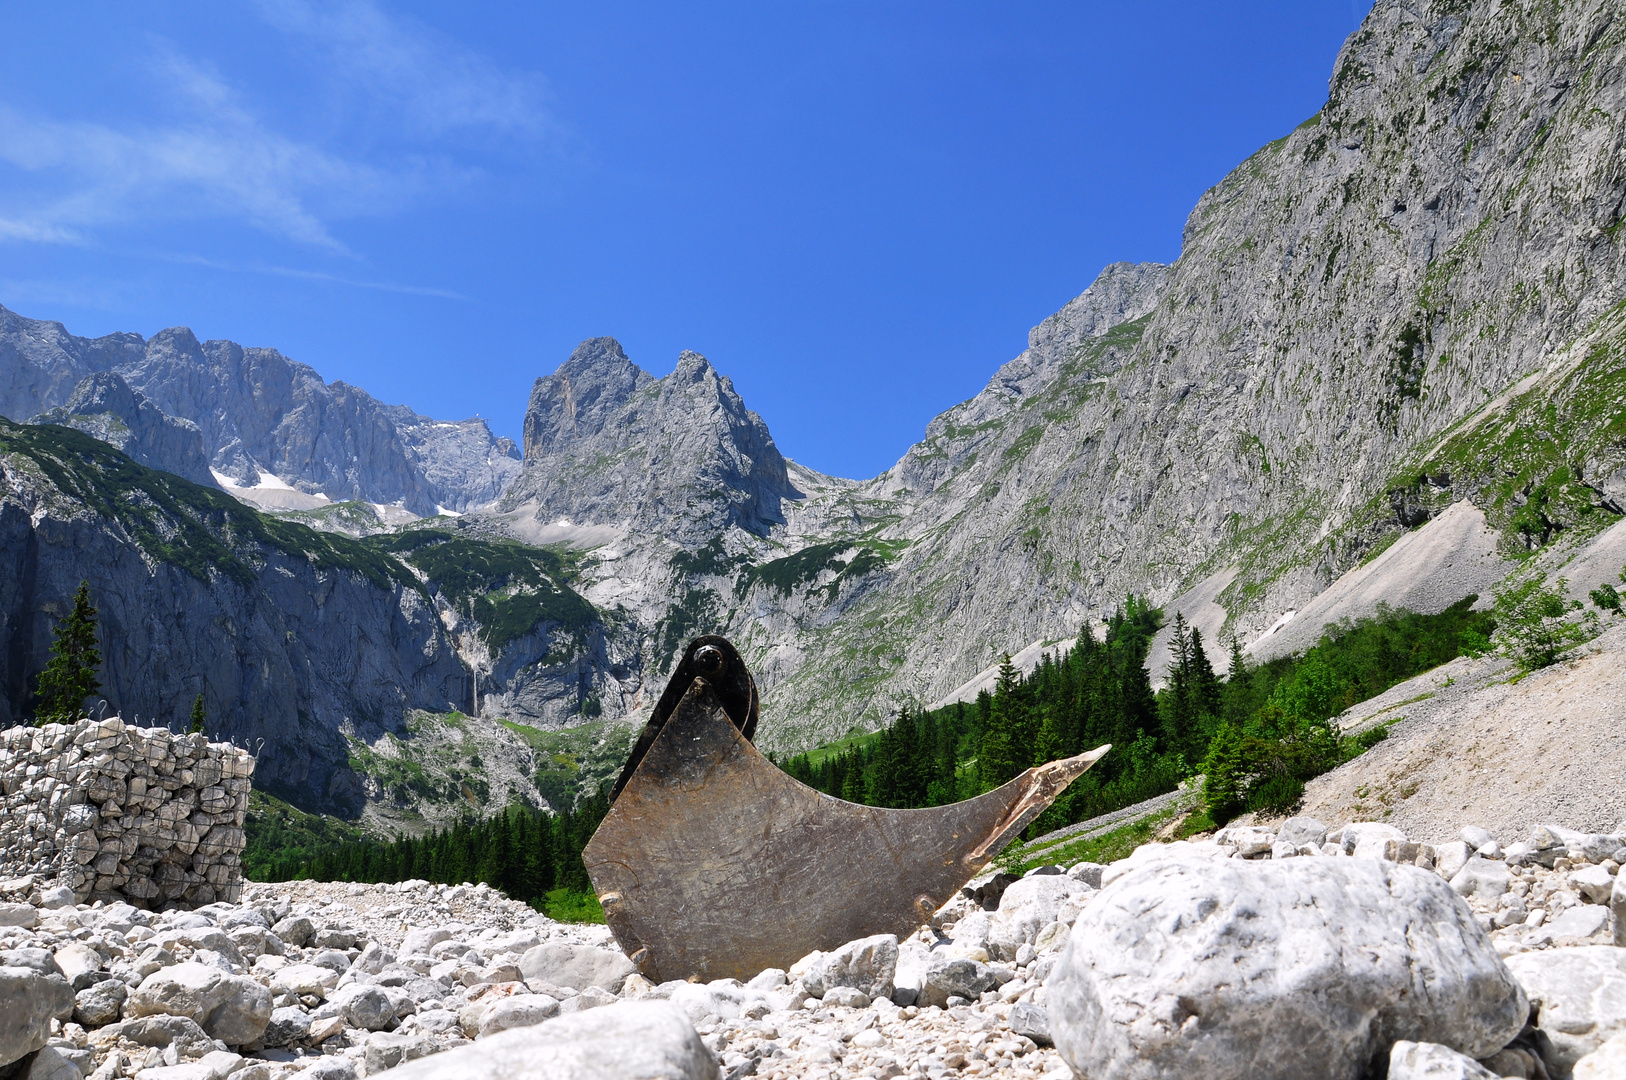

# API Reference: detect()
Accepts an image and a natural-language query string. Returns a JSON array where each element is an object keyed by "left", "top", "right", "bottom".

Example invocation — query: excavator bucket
[{"left": 584, "top": 673, "right": 1109, "bottom": 983}]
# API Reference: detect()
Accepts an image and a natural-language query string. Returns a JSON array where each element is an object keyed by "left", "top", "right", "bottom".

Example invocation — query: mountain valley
[{"left": 1, "top": 0, "right": 1624, "bottom": 843}]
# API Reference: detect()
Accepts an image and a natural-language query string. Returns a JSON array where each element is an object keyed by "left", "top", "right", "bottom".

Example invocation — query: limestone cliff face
[
  {"left": 489, "top": 0, "right": 1626, "bottom": 748},
  {"left": 0, "top": 420, "right": 471, "bottom": 814},
  {"left": 0, "top": 307, "right": 520, "bottom": 515},
  {"left": 501, "top": 339, "right": 797, "bottom": 540},
  {"left": 31, "top": 372, "right": 217, "bottom": 487},
  {"left": 6, "top": 0, "right": 1625, "bottom": 766}
]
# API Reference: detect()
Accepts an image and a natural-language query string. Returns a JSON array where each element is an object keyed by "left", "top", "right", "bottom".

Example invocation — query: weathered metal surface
[
  {"left": 610, "top": 634, "right": 757, "bottom": 802},
  {"left": 584, "top": 675, "right": 1109, "bottom": 983}
]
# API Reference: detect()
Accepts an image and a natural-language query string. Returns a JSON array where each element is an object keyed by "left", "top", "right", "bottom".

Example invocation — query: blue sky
[{"left": 0, "top": 2, "right": 1368, "bottom": 479}]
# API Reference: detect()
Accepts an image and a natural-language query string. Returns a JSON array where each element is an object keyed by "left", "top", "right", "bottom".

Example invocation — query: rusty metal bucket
[{"left": 583, "top": 674, "right": 1108, "bottom": 983}]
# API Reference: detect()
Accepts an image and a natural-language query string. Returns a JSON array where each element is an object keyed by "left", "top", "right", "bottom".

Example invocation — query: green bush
[
  {"left": 1494, "top": 571, "right": 1597, "bottom": 672},
  {"left": 1592, "top": 582, "right": 1622, "bottom": 613},
  {"left": 1245, "top": 774, "right": 1304, "bottom": 815}
]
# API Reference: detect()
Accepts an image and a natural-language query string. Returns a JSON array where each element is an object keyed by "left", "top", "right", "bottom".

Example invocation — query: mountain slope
[
  {"left": 0, "top": 418, "right": 622, "bottom": 818},
  {"left": 0, "top": 306, "right": 520, "bottom": 515},
  {"left": 32, "top": 371, "right": 217, "bottom": 487},
  {"left": 744, "top": 0, "right": 1626, "bottom": 745},
  {"left": 5, "top": 0, "right": 1624, "bottom": 777}
]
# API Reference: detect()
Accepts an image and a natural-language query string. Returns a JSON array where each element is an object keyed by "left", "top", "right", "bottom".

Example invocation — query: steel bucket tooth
[{"left": 584, "top": 674, "right": 1109, "bottom": 983}]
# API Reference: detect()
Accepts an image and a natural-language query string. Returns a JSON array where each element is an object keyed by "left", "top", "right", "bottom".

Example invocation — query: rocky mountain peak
[
  {"left": 144, "top": 326, "right": 205, "bottom": 362},
  {"left": 503, "top": 341, "right": 793, "bottom": 541},
  {"left": 30, "top": 371, "right": 216, "bottom": 487},
  {"left": 521, "top": 337, "right": 654, "bottom": 459},
  {"left": 0, "top": 305, "right": 520, "bottom": 514}
]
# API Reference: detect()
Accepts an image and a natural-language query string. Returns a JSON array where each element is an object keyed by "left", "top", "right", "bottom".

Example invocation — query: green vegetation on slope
[
  {"left": 368, "top": 531, "right": 596, "bottom": 651},
  {"left": 243, "top": 790, "right": 371, "bottom": 882},
  {"left": 742, "top": 538, "right": 907, "bottom": 601},
  {"left": 0, "top": 419, "right": 419, "bottom": 592},
  {"left": 497, "top": 718, "right": 632, "bottom": 812},
  {"left": 1396, "top": 313, "right": 1626, "bottom": 554},
  {"left": 784, "top": 594, "right": 1497, "bottom": 837}
]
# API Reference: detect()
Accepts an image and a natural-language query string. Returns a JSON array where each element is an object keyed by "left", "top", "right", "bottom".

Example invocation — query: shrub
[
  {"left": 1592, "top": 582, "right": 1622, "bottom": 613},
  {"left": 1245, "top": 774, "right": 1304, "bottom": 815},
  {"left": 1493, "top": 571, "right": 1597, "bottom": 672}
]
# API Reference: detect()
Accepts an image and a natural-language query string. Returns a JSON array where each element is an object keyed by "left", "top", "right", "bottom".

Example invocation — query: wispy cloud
[
  {"left": 254, "top": 0, "right": 554, "bottom": 137},
  {"left": 0, "top": 3, "right": 548, "bottom": 252},
  {"left": 0, "top": 53, "right": 404, "bottom": 251},
  {"left": 161, "top": 253, "right": 465, "bottom": 300}
]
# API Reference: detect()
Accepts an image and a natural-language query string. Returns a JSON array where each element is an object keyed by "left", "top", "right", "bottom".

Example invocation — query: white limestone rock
[
  {"left": 1505, "top": 947, "right": 1626, "bottom": 1077},
  {"left": 1049, "top": 856, "right": 1527, "bottom": 1080},
  {"left": 1452, "top": 857, "right": 1512, "bottom": 901},
  {"left": 0, "top": 966, "right": 75, "bottom": 1067},
  {"left": 1575, "top": 1033, "right": 1626, "bottom": 1080},
  {"left": 1388, "top": 1040, "right": 1500, "bottom": 1079},
  {"left": 990, "top": 876, "right": 1095, "bottom": 957},
  {"left": 517, "top": 943, "right": 634, "bottom": 993},
  {"left": 124, "top": 962, "right": 273, "bottom": 1045},
  {"left": 367, "top": 1000, "right": 718, "bottom": 1080},
  {"left": 803, "top": 934, "right": 898, "bottom": 1000}
]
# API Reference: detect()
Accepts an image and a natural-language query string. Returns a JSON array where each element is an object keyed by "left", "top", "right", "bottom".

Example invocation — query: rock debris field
[{"left": 4, "top": 815, "right": 1626, "bottom": 1080}]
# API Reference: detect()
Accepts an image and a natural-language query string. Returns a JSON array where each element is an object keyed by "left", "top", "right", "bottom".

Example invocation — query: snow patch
[{"left": 1249, "top": 609, "right": 1297, "bottom": 649}]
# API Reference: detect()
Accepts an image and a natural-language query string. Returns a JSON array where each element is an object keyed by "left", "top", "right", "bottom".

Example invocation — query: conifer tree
[
  {"left": 978, "top": 656, "right": 1025, "bottom": 791},
  {"left": 189, "top": 694, "right": 206, "bottom": 735},
  {"left": 839, "top": 749, "right": 865, "bottom": 802},
  {"left": 1188, "top": 627, "right": 1223, "bottom": 722},
  {"left": 35, "top": 581, "right": 102, "bottom": 725},
  {"left": 1200, "top": 721, "right": 1246, "bottom": 823},
  {"left": 1161, "top": 613, "right": 1197, "bottom": 758}
]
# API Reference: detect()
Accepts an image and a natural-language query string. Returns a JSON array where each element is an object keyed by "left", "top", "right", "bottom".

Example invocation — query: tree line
[
  {"left": 248, "top": 790, "right": 611, "bottom": 911},
  {"left": 783, "top": 594, "right": 1497, "bottom": 832}
]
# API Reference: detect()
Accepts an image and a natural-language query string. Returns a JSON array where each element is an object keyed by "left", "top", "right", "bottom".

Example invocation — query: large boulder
[
  {"left": 989, "top": 876, "right": 1094, "bottom": 957},
  {"left": 804, "top": 935, "right": 898, "bottom": 1000},
  {"left": 124, "top": 961, "right": 273, "bottom": 1045},
  {"left": 1049, "top": 856, "right": 1527, "bottom": 1080},
  {"left": 919, "top": 956, "right": 996, "bottom": 1009},
  {"left": 0, "top": 904, "right": 37, "bottom": 929},
  {"left": 1505, "top": 947, "right": 1626, "bottom": 1078},
  {"left": 1387, "top": 1041, "right": 1500, "bottom": 1079},
  {"left": 518, "top": 944, "right": 635, "bottom": 993},
  {"left": 368, "top": 1001, "right": 717, "bottom": 1079},
  {"left": 91, "top": 1015, "right": 216, "bottom": 1060},
  {"left": 272, "top": 963, "right": 340, "bottom": 999},
  {"left": 73, "top": 978, "right": 128, "bottom": 1027},
  {"left": 0, "top": 966, "right": 74, "bottom": 1067},
  {"left": 1575, "top": 1033, "right": 1626, "bottom": 1080}
]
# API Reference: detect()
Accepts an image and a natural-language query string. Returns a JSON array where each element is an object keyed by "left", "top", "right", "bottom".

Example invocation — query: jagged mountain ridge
[
  {"left": 0, "top": 417, "right": 638, "bottom": 818},
  {"left": 0, "top": 305, "right": 520, "bottom": 516}
]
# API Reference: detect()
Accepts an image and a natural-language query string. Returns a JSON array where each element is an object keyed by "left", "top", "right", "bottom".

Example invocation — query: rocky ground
[
  {"left": 3, "top": 810, "right": 1626, "bottom": 1080},
  {"left": 1287, "top": 622, "right": 1626, "bottom": 843}
]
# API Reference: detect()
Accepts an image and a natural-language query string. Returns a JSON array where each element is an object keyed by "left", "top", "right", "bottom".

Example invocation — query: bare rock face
[
  {"left": 501, "top": 340, "right": 795, "bottom": 542},
  {"left": 742, "top": 0, "right": 1626, "bottom": 746},
  {"left": 0, "top": 307, "right": 518, "bottom": 514},
  {"left": 0, "top": 420, "right": 471, "bottom": 810},
  {"left": 31, "top": 372, "right": 216, "bottom": 487},
  {"left": 1048, "top": 856, "right": 1528, "bottom": 1080}
]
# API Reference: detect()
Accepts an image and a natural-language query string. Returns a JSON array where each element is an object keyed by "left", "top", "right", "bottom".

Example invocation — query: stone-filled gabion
[{"left": 0, "top": 717, "right": 255, "bottom": 907}]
